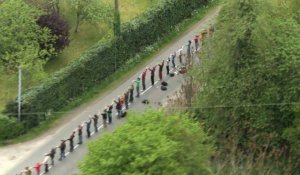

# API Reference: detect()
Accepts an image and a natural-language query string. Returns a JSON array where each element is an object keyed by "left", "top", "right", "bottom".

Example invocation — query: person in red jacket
[
  {"left": 141, "top": 67, "right": 148, "bottom": 91},
  {"left": 158, "top": 60, "right": 164, "bottom": 80},
  {"left": 194, "top": 35, "right": 199, "bottom": 51},
  {"left": 33, "top": 162, "right": 42, "bottom": 175},
  {"left": 148, "top": 65, "right": 157, "bottom": 86}
]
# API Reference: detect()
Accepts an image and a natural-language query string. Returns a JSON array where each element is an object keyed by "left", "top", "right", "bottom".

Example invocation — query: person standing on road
[
  {"left": 101, "top": 109, "right": 108, "bottom": 128},
  {"left": 92, "top": 114, "right": 99, "bottom": 133},
  {"left": 171, "top": 52, "right": 176, "bottom": 68},
  {"left": 33, "top": 162, "right": 42, "bottom": 175},
  {"left": 187, "top": 40, "right": 192, "bottom": 58},
  {"left": 158, "top": 60, "right": 164, "bottom": 80},
  {"left": 124, "top": 90, "right": 129, "bottom": 109},
  {"left": 77, "top": 124, "right": 83, "bottom": 144},
  {"left": 85, "top": 117, "right": 92, "bottom": 138},
  {"left": 114, "top": 98, "right": 122, "bottom": 119},
  {"left": 134, "top": 78, "right": 141, "bottom": 97},
  {"left": 46, "top": 147, "right": 56, "bottom": 166},
  {"left": 68, "top": 131, "right": 75, "bottom": 152},
  {"left": 148, "top": 65, "right": 157, "bottom": 86},
  {"left": 177, "top": 47, "right": 183, "bottom": 65},
  {"left": 107, "top": 102, "right": 113, "bottom": 124},
  {"left": 194, "top": 35, "right": 199, "bottom": 51},
  {"left": 58, "top": 140, "right": 66, "bottom": 161},
  {"left": 42, "top": 154, "right": 50, "bottom": 173},
  {"left": 22, "top": 166, "right": 32, "bottom": 175},
  {"left": 141, "top": 67, "right": 148, "bottom": 91},
  {"left": 166, "top": 57, "right": 170, "bottom": 75},
  {"left": 129, "top": 84, "right": 134, "bottom": 103}
]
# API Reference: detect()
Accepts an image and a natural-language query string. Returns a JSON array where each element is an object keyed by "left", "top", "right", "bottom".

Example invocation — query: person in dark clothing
[
  {"left": 171, "top": 52, "right": 176, "bottom": 68},
  {"left": 58, "top": 140, "right": 66, "bottom": 161},
  {"left": 92, "top": 114, "right": 99, "bottom": 132},
  {"left": 166, "top": 57, "right": 170, "bottom": 75},
  {"left": 68, "top": 131, "right": 75, "bottom": 152},
  {"left": 148, "top": 65, "right": 157, "bottom": 86},
  {"left": 85, "top": 117, "right": 92, "bottom": 138},
  {"left": 158, "top": 60, "right": 164, "bottom": 80},
  {"left": 107, "top": 102, "right": 113, "bottom": 124},
  {"left": 77, "top": 124, "right": 83, "bottom": 144},
  {"left": 141, "top": 67, "right": 148, "bottom": 91},
  {"left": 124, "top": 90, "right": 129, "bottom": 109},
  {"left": 101, "top": 109, "right": 108, "bottom": 128},
  {"left": 114, "top": 98, "right": 122, "bottom": 119},
  {"left": 187, "top": 40, "right": 192, "bottom": 58},
  {"left": 45, "top": 147, "right": 56, "bottom": 166},
  {"left": 129, "top": 84, "right": 134, "bottom": 103}
]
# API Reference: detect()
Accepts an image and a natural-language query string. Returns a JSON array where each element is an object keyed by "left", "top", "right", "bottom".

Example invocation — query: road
[{"left": 2, "top": 7, "right": 220, "bottom": 175}]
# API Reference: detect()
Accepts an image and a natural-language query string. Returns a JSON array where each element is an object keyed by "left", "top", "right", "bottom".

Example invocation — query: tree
[
  {"left": 193, "top": 0, "right": 300, "bottom": 143},
  {"left": 37, "top": 10, "right": 70, "bottom": 54},
  {"left": 113, "top": 0, "right": 121, "bottom": 36},
  {"left": 79, "top": 110, "right": 213, "bottom": 175},
  {"left": 0, "top": 0, "right": 55, "bottom": 72},
  {"left": 191, "top": 0, "right": 300, "bottom": 172},
  {"left": 25, "top": 0, "right": 60, "bottom": 13},
  {"left": 69, "top": 0, "right": 113, "bottom": 33}
]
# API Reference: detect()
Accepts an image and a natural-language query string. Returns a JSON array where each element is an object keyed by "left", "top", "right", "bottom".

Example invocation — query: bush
[
  {"left": 37, "top": 10, "right": 70, "bottom": 54},
  {"left": 5, "top": 0, "right": 210, "bottom": 129},
  {"left": 80, "top": 111, "right": 213, "bottom": 175},
  {"left": 0, "top": 114, "right": 24, "bottom": 141}
]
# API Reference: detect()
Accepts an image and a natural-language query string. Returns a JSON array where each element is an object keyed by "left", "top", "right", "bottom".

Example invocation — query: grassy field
[
  {"left": 45, "top": 0, "right": 159, "bottom": 72},
  {"left": 0, "top": 0, "right": 159, "bottom": 111}
]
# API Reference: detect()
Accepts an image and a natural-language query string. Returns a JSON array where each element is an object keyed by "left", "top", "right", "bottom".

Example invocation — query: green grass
[
  {"left": 45, "top": 0, "right": 159, "bottom": 72},
  {"left": 0, "top": 1, "right": 220, "bottom": 146},
  {"left": 0, "top": 0, "right": 159, "bottom": 111}
]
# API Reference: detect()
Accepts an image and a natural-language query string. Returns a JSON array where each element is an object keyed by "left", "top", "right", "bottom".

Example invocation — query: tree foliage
[
  {"left": 191, "top": 0, "right": 300, "bottom": 172},
  {"left": 0, "top": 0, "right": 55, "bottom": 72},
  {"left": 193, "top": 0, "right": 300, "bottom": 144},
  {"left": 69, "top": 0, "right": 113, "bottom": 32},
  {"left": 37, "top": 10, "right": 70, "bottom": 54},
  {"left": 0, "top": 114, "right": 24, "bottom": 141},
  {"left": 80, "top": 110, "right": 213, "bottom": 175}
]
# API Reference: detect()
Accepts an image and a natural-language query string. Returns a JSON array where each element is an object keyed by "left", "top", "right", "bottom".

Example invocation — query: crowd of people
[{"left": 18, "top": 28, "right": 213, "bottom": 175}]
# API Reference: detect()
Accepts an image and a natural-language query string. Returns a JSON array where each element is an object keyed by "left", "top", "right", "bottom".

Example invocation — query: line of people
[{"left": 19, "top": 31, "right": 209, "bottom": 175}]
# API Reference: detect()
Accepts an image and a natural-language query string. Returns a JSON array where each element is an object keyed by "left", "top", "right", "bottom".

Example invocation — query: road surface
[{"left": 1, "top": 7, "right": 220, "bottom": 175}]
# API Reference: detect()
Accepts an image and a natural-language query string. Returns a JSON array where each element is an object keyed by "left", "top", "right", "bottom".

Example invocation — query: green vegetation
[
  {"left": 0, "top": 2, "right": 217, "bottom": 145},
  {"left": 46, "top": 0, "right": 161, "bottom": 72},
  {"left": 80, "top": 110, "right": 213, "bottom": 175},
  {"left": 189, "top": 0, "right": 300, "bottom": 173},
  {"left": 0, "top": 114, "right": 24, "bottom": 141},
  {"left": 4, "top": 0, "right": 210, "bottom": 140},
  {"left": 81, "top": 0, "right": 299, "bottom": 173},
  {"left": 0, "top": 0, "right": 159, "bottom": 111},
  {"left": 68, "top": 0, "right": 113, "bottom": 33},
  {"left": 0, "top": 0, "right": 54, "bottom": 72}
]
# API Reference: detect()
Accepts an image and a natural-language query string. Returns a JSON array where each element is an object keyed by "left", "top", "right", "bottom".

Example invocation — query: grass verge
[{"left": 0, "top": 1, "right": 220, "bottom": 146}]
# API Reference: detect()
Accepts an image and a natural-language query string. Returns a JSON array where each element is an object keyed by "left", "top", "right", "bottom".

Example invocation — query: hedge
[
  {"left": 0, "top": 114, "right": 24, "bottom": 141},
  {"left": 5, "top": 0, "right": 210, "bottom": 129}
]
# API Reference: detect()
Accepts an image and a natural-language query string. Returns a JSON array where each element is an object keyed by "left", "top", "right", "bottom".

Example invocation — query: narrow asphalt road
[{"left": 2, "top": 7, "right": 220, "bottom": 175}]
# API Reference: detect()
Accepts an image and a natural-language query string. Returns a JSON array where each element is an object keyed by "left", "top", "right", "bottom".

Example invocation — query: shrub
[
  {"left": 37, "top": 10, "right": 70, "bottom": 54},
  {"left": 0, "top": 114, "right": 24, "bottom": 141},
  {"left": 5, "top": 0, "right": 210, "bottom": 129}
]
